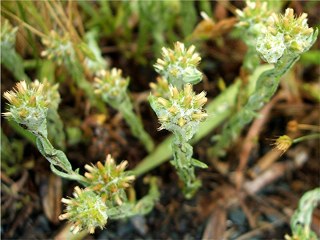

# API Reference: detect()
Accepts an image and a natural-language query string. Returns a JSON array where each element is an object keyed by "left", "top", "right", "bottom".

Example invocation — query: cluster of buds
[
  {"left": 94, "top": 68, "right": 129, "bottom": 104},
  {"left": 149, "top": 76, "right": 170, "bottom": 98},
  {"left": 149, "top": 84, "right": 207, "bottom": 141},
  {"left": 41, "top": 30, "right": 75, "bottom": 65},
  {"left": 31, "top": 79, "right": 60, "bottom": 111},
  {"left": 0, "top": 19, "right": 18, "bottom": 49},
  {"left": 3, "top": 81, "right": 48, "bottom": 132},
  {"left": 256, "top": 8, "right": 316, "bottom": 64},
  {"left": 59, "top": 186, "right": 108, "bottom": 234},
  {"left": 154, "top": 42, "right": 202, "bottom": 88},
  {"left": 84, "top": 154, "right": 135, "bottom": 206},
  {"left": 235, "top": 0, "right": 270, "bottom": 46}
]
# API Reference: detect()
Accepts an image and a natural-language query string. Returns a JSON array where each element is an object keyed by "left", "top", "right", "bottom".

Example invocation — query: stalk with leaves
[
  {"left": 285, "top": 188, "right": 320, "bottom": 240},
  {"left": 41, "top": 30, "right": 104, "bottom": 110},
  {"left": 94, "top": 68, "right": 155, "bottom": 152},
  {"left": 0, "top": 19, "right": 30, "bottom": 82},
  {"left": 3, "top": 80, "right": 159, "bottom": 234},
  {"left": 150, "top": 42, "right": 207, "bottom": 198},
  {"left": 211, "top": 8, "right": 318, "bottom": 157}
]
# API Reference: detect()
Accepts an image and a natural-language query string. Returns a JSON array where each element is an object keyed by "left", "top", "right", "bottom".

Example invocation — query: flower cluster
[
  {"left": 3, "top": 81, "right": 48, "bottom": 132},
  {"left": 235, "top": 0, "right": 270, "bottom": 46},
  {"left": 58, "top": 154, "right": 139, "bottom": 234},
  {"left": 94, "top": 68, "right": 129, "bottom": 104},
  {"left": 41, "top": 30, "right": 75, "bottom": 65},
  {"left": 31, "top": 79, "right": 60, "bottom": 110},
  {"left": 149, "top": 76, "right": 170, "bottom": 98},
  {"left": 84, "top": 154, "right": 135, "bottom": 206},
  {"left": 149, "top": 84, "right": 207, "bottom": 141},
  {"left": 59, "top": 186, "right": 108, "bottom": 234},
  {"left": 154, "top": 42, "right": 202, "bottom": 88},
  {"left": 0, "top": 19, "right": 18, "bottom": 49},
  {"left": 256, "top": 8, "right": 316, "bottom": 63}
]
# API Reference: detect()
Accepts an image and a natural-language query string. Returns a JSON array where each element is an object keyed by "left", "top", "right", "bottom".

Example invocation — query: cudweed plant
[
  {"left": 154, "top": 41, "right": 202, "bottom": 89},
  {"left": 59, "top": 155, "right": 159, "bottom": 234},
  {"left": 150, "top": 42, "right": 208, "bottom": 198},
  {"left": 211, "top": 8, "right": 318, "bottom": 157},
  {"left": 0, "top": 19, "right": 30, "bottom": 82},
  {"left": 285, "top": 188, "right": 320, "bottom": 240},
  {"left": 41, "top": 30, "right": 103, "bottom": 110},
  {"left": 3, "top": 80, "right": 159, "bottom": 234},
  {"left": 235, "top": 0, "right": 271, "bottom": 71},
  {"left": 3, "top": 80, "right": 83, "bottom": 181},
  {"left": 94, "top": 68, "right": 155, "bottom": 152},
  {"left": 31, "top": 79, "right": 66, "bottom": 150}
]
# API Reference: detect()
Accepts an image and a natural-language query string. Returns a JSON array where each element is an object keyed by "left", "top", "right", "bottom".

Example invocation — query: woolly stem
[
  {"left": 108, "top": 94, "right": 155, "bottom": 153},
  {"left": 211, "top": 55, "right": 299, "bottom": 157},
  {"left": 171, "top": 135, "right": 201, "bottom": 199}
]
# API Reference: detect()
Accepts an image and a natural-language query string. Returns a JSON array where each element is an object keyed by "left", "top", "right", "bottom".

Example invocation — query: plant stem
[
  {"left": 111, "top": 95, "right": 155, "bottom": 153},
  {"left": 210, "top": 55, "right": 299, "bottom": 157},
  {"left": 133, "top": 80, "right": 241, "bottom": 176},
  {"left": 171, "top": 136, "right": 200, "bottom": 198},
  {"left": 293, "top": 133, "right": 320, "bottom": 144}
]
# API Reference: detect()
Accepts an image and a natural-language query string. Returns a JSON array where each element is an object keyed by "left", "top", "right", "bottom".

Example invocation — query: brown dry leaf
[
  {"left": 191, "top": 17, "right": 237, "bottom": 40},
  {"left": 236, "top": 92, "right": 286, "bottom": 188},
  {"left": 202, "top": 206, "right": 227, "bottom": 240},
  {"left": 41, "top": 173, "right": 62, "bottom": 224}
]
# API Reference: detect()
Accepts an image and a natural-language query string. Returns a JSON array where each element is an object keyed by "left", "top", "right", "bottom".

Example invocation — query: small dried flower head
[
  {"left": 3, "top": 81, "right": 48, "bottom": 132},
  {"left": 0, "top": 19, "right": 18, "bottom": 49},
  {"left": 149, "top": 84, "right": 208, "bottom": 141},
  {"left": 149, "top": 77, "right": 170, "bottom": 98},
  {"left": 154, "top": 42, "right": 202, "bottom": 88},
  {"left": 84, "top": 154, "right": 135, "bottom": 206},
  {"left": 235, "top": 0, "right": 270, "bottom": 46},
  {"left": 287, "top": 120, "right": 299, "bottom": 132},
  {"left": 41, "top": 30, "right": 75, "bottom": 65},
  {"left": 274, "top": 135, "right": 293, "bottom": 153},
  {"left": 94, "top": 68, "right": 129, "bottom": 104},
  {"left": 31, "top": 79, "right": 60, "bottom": 110},
  {"left": 256, "top": 8, "right": 317, "bottom": 63},
  {"left": 59, "top": 186, "right": 108, "bottom": 234}
]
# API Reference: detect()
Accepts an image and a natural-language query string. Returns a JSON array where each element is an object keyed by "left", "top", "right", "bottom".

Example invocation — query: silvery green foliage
[
  {"left": 211, "top": 8, "right": 318, "bottom": 157},
  {"left": 3, "top": 81, "right": 48, "bottom": 133},
  {"left": 149, "top": 83, "right": 207, "bottom": 198},
  {"left": 59, "top": 187, "right": 108, "bottom": 234},
  {"left": 256, "top": 8, "right": 317, "bottom": 64},
  {"left": 83, "top": 30, "right": 108, "bottom": 73},
  {"left": 3, "top": 81, "right": 83, "bottom": 182},
  {"left": 31, "top": 79, "right": 65, "bottom": 150},
  {"left": 41, "top": 30, "right": 75, "bottom": 65},
  {"left": 154, "top": 42, "right": 202, "bottom": 89},
  {"left": 3, "top": 82, "right": 159, "bottom": 235},
  {"left": 94, "top": 68, "right": 155, "bottom": 152},
  {"left": 60, "top": 168, "right": 159, "bottom": 234},
  {"left": 287, "top": 188, "right": 320, "bottom": 240},
  {"left": 235, "top": 1, "right": 272, "bottom": 71},
  {"left": 256, "top": 32, "right": 286, "bottom": 63},
  {"left": 41, "top": 30, "right": 102, "bottom": 110},
  {"left": 235, "top": 0, "right": 270, "bottom": 47},
  {"left": 149, "top": 84, "right": 207, "bottom": 141}
]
